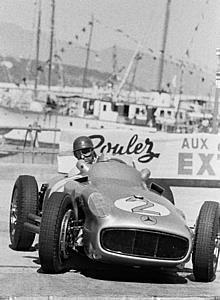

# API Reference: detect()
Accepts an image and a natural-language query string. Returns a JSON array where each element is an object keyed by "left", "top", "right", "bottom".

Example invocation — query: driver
[
  {"left": 71, "top": 136, "right": 151, "bottom": 183},
  {"left": 73, "top": 136, "right": 97, "bottom": 164}
]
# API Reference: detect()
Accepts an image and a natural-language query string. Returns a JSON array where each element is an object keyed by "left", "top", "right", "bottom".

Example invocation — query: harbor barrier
[
  {"left": 1, "top": 126, "right": 220, "bottom": 188},
  {"left": 0, "top": 125, "right": 60, "bottom": 164}
]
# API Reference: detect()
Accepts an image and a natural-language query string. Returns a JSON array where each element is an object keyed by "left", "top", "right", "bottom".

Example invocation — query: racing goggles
[{"left": 74, "top": 148, "right": 93, "bottom": 159}]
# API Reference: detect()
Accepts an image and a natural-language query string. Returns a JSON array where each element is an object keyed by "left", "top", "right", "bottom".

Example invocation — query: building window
[
  {"left": 135, "top": 107, "right": 140, "bottom": 114},
  {"left": 112, "top": 103, "right": 118, "bottom": 112},
  {"left": 103, "top": 104, "right": 107, "bottom": 111},
  {"left": 160, "top": 110, "right": 164, "bottom": 117}
]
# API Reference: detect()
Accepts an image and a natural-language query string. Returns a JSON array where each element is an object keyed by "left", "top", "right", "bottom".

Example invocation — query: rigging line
[
  {"left": 175, "top": 0, "right": 212, "bottom": 95},
  {"left": 156, "top": 1, "right": 214, "bottom": 92},
  {"left": 58, "top": 40, "right": 98, "bottom": 56},
  {"left": 150, "top": 0, "right": 214, "bottom": 74},
  {"left": 162, "top": 0, "right": 212, "bottom": 73},
  {"left": 106, "top": 2, "right": 161, "bottom": 90},
  {"left": 94, "top": 14, "right": 209, "bottom": 77},
  {"left": 180, "top": 0, "right": 211, "bottom": 65},
  {"left": 56, "top": 20, "right": 100, "bottom": 64},
  {"left": 55, "top": 9, "right": 207, "bottom": 78},
  {"left": 94, "top": 3, "right": 167, "bottom": 57},
  {"left": 188, "top": 0, "right": 210, "bottom": 48},
  {"left": 53, "top": 33, "right": 65, "bottom": 89}
]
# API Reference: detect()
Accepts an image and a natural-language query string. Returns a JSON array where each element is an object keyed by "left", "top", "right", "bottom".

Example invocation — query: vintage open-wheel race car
[{"left": 9, "top": 157, "right": 220, "bottom": 282}]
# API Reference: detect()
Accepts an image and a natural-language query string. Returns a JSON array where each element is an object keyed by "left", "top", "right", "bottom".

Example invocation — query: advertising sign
[{"left": 58, "top": 128, "right": 220, "bottom": 185}]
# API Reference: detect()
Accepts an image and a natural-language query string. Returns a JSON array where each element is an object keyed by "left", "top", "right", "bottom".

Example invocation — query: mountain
[{"left": 0, "top": 22, "right": 214, "bottom": 96}]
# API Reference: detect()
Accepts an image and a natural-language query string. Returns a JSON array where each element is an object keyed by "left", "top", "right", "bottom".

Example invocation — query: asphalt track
[{"left": 0, "top": 163, "right": 220, "bottom": 299}]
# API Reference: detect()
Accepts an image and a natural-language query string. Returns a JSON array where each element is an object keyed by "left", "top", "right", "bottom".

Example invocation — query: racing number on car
[
  {"left": 131, "top": 200, "right": 161, "bottom": 216},
  {"left": 114, "top": 196, "right": 170, "bottom": 216}
]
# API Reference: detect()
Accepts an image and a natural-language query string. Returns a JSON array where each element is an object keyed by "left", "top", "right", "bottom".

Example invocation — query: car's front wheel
[
  {"left": 9, "top": 175, "right": 38, "bottom": 250},
  {"left": 39, "top": 192, "right": 80, "bottom": 273},
  {"left": 192, "top": 201, "right": 220, "bottom": 282}
]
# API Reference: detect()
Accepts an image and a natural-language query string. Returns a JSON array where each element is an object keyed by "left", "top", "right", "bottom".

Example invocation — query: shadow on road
[
  {"left": 8, "top": 241, "right": 192, "bottom": 284},
  {"left": 35, "top": 252, "right": 188, "bottom": 284},
  {"left": 76, "top": 264, "right": 188, "bottom": 284},
  {"left": 9, "top": 243, "right": 38, "bottom": 252}
]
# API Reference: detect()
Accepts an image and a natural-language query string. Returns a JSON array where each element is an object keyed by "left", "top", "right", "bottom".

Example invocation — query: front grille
[{"left": 101, "top": 228, "right": 189, "bottom": 260}]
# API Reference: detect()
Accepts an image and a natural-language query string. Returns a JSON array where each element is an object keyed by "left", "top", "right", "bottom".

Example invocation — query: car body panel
[{"left": 43, "top": 159, "right": 193, "bottom": 268}]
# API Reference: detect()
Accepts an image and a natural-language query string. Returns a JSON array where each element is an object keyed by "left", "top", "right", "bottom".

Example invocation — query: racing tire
[
  {"left": 147, "top": 179, "right": 175, "bottom": 204},
  {"left": 9, "top": 175, "right": 38, "bottom": 250},
  {"left": 192, "top": 201, "right": 220, "bottom": 282},
  {"left": 39, "top": 192, "right": 79, "bottom": 274}
]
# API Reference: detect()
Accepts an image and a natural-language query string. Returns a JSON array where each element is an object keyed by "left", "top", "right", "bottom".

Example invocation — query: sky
[{"left": 0, "top": 0, "right": 219, "bottom": 73}]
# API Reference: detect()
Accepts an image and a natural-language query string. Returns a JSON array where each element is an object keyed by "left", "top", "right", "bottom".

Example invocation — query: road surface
[{"left": 0, "top": 163, "right": 220, "bottom": 299}]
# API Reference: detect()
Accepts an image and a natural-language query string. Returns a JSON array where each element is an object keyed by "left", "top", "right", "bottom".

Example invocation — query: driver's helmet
[{"left": 73, "top": 136, "right": 96, "bottom": 164}]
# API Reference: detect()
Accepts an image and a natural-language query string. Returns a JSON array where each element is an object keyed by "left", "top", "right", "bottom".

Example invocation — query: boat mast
[
  {"left": 112, "top": 44, "right": 118, "bottom": 79},
  {"left": 157, "top": 0, "right": 171, "bottom": 92},
  {"left": 212, "top": 48, "right": 220, "bottom": 133},
  {"left": 82, "top": 14, "right": 94, "bottom": 95},
  {"left": 34, "top": 0, "right": 42, "bottom": 101},
  {"left": 128, "top": 52, "right": 142, "bottom": 100},
  {"left": 174, "top": 61, "right": 184, "bottom": 129},
  {"left": 47, "top": 0, "right": 57, "bottom": 154},
  {"left": 48, "top": 0, "right": 55, "bottom": 91},
  {"left": 114, "top": 42, "right": 142, "bottom": 101}
]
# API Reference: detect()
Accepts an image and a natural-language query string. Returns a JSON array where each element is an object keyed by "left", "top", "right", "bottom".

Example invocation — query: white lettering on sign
[
  {"left": 114, "top": 196, "right": 170, "bottom": 216},
  {"left": 178, "top": 153, "right": 220, "bottom": 176}
]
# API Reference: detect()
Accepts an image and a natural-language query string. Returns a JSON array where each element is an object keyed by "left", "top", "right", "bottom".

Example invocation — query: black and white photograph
[{"left": 0, "top": 0, "right": 220, "bottom": 299}]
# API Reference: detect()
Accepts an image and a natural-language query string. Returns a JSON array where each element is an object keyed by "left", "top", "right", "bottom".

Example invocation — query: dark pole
[
  {"left": 48, "top": 0, "right": 55, "bottom": 91},
  {"left": 212, "top": 48, "right": 220, "bottom": 133},
  {"left": 157, "top": 0, "right": 171, "bottom": 92},
  {"left": 174, "top": 61, "right": 184, "bottom": 129},
  {"left": 128, "top": 52, "right": 142, "bottom": 100},
  {"left": 82, "top": 14, "right": 94, "bottom": 94},
  {"left": 34, "top": 0, "right": 41, "bottom": 100},
  {"left": 112, "top": 44, "right": 118, "bottom": 76}
]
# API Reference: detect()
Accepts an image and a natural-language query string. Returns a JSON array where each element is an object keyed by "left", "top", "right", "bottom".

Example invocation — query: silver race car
[{"left": 9, "top": 157, "right": 220, "bottom": 282}]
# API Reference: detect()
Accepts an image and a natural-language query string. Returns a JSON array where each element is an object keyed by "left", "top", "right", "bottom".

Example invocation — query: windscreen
[{"left": 88, "top": 159, "right": 142, "bottom": 186}]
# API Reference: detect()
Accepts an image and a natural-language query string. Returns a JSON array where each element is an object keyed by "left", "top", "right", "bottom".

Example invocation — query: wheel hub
[
  {"left": 213, "top": 232, "right": 220, "bottom": 272},
  {"left": 59, "top": 209, "right": 78, "bottom": 259},
  {"left": 10, "top": 189, "right": 18, "bottom": 239}
]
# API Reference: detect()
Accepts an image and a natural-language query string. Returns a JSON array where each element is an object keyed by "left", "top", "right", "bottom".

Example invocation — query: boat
[
  {"left": 0, "top": 0, "right": 217, "bottom": 136},
  {"left": 0, "top": 0, "right": 156, "bottom": 133}
]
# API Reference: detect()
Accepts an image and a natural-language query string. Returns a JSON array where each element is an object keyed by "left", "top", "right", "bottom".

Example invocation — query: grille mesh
[{"left": 101, "top": 228, "right": 189, "bottom": 260}]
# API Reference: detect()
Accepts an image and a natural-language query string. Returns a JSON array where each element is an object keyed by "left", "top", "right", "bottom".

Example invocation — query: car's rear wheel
[
  {"left": 9, "top": 175, "right": 38, "bottom": 250},
  {"left": 39, "top": 192, "right": 80, "bottom": 273},
  {"left": 192, "top": 201, "right": 220, "bottom": 282}
]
